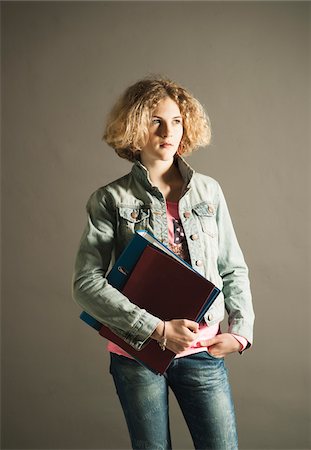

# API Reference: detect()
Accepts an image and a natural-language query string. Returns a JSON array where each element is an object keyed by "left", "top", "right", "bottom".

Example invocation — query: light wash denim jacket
[{"left": 73, "top": 156, "right": 254, "bottom": 351}]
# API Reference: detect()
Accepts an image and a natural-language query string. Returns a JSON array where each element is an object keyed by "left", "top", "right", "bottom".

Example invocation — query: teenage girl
[{"left": 73, "top": 76, "right": 255, "bottom": 450}]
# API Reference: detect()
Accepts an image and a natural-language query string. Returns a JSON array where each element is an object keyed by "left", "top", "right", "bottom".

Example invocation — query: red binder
[{"left": 99, "top": 244, "right": 219, "bottom": 374}]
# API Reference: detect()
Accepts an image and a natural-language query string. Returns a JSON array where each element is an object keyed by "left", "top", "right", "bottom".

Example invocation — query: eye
[
  {"left": 151, "top": 118, "right": 161, "bottom": 125},
  {"left": 173, "top": 119, "right": 182, "bottom": 125}
]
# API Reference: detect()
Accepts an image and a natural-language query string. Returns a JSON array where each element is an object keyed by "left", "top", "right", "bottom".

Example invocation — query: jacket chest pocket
[
  {"left": 192, "top": 202, "right": 217, "bottom": 238},
  {"left": 118, "top": 206, "right": 150, "bottom": 234}
]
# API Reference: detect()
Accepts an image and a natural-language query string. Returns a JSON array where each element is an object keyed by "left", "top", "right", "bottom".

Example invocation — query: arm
[
  {"left": 72, "top": 188, "right": 161, "bottom": 351},
  {"left": 197, "top": 184, "right": 255, "bottom": 355},
  {"left": 216, "top": 183, "right": 255, "bottom": 352}
]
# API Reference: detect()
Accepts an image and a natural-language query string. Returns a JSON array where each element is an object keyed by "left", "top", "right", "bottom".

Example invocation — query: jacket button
[
  {"left": 208, "top": 205, "right": 214, "bottom": 214},
  {"left": 131, "top": 211, "right": 138, "bottom": 219},
  {"left": 190, "top": 234, "right": 198, "bottom": 241},
  {"left": 184, "top": 211, "right": 191, "bottom": 218},
  {"left": 196, "top": 260, "right": 203, "bottom": 267},
  {"left": 207, "top": 313, "right": 213, "bottom": 321}
]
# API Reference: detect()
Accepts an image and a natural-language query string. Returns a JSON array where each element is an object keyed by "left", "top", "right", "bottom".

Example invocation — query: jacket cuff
[
  {"left": 228, "top": 317, "right": 253, "bottom": 348},
  {"left": 231, "top": 333, "right": 248, "bottom": 352},
  {"left": 124, "top": 313, "right": 162, "bottom": 351}
]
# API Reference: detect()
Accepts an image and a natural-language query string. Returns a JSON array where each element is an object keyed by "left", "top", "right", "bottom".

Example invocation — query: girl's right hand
[{"left": 151, "top": 319, "right": 199, "bottom": 353}]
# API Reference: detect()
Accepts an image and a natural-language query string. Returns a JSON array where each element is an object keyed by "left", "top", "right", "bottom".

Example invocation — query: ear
[{"left": 178, "top": 139, "right": 185, "bottom": 154}]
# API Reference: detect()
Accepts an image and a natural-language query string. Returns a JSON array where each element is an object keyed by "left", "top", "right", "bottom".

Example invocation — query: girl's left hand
[{"left": 195, "top": 333, "right": 241, "bottom": 358}]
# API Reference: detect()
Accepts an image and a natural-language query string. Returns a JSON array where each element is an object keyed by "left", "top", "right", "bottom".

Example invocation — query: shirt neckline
[{"left": 166, "top": 200, "right": 178, "bottom": 205}]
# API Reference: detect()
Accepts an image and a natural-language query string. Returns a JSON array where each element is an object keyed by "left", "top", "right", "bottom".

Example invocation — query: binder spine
[
  {"left": 106, "top": 233, "right": 149, "bottom": 290},
  {"left": 80, "top": 311, "right": 102, "bottom": 331},
  {"left": 80, "top": 232, "right": 150, "bottom": 332}
]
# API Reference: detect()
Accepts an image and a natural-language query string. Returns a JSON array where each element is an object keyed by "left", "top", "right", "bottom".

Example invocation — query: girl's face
[{"left": 140, "top": 97, "right": 183, "bottom": 165}]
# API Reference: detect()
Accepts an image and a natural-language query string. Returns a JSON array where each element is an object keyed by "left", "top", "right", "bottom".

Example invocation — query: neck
[
  {"left": 140, "top": 156, "right": 179, "bottom": 186},
  {"left": 139, "top": 155, "right": 185, "bottom": 202}
]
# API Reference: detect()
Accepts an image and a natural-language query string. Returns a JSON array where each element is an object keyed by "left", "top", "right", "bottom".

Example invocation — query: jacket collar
[{"left": 131, "top": 155, "right": 195, "bottom": 192}]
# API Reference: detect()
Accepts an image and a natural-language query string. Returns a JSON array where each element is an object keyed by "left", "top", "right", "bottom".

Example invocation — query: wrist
[
  {"left": 151, "top": 320, "right": 168, "bottom": 351},
  {"left": 151, "top": 320, "right": 165, "bottom": 340},
  {"left": 158, "top": 321, "right": 167, "bottom": 351}
]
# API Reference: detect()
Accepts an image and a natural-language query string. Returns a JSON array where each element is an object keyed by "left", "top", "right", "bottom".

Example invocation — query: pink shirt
[{"left": 107, "top": 201, "right": 247, "bottom": 358}]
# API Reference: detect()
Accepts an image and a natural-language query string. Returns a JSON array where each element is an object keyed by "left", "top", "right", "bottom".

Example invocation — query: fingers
[
  {"left": 164, "top": 326, "right": 241, "bottom": 356},
  {"left": 165, "top": 319, "right": 199, "bottom": 353},
  {"left": 182, "top": 319, "right": 199, "bottom": 333},
  {"left": 194, "top": 336, "right": 221, "bottom": 348},
  {"left": 195, "top": 333, "right": 241, "bottom": 356}
]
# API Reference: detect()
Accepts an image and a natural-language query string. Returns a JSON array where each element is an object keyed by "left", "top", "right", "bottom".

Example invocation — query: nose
[{"left": 160, "top": 122, "right": 173, "bottom": 138}]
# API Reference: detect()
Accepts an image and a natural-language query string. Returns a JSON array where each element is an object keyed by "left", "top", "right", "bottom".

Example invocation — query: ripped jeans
[{"left": 109, "top": 351, "right": 238, "bottom": 450}]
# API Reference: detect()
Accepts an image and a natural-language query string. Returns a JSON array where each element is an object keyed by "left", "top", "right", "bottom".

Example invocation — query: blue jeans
[{"left": 109, "top": 351, "right": 238, "bottom": 450}]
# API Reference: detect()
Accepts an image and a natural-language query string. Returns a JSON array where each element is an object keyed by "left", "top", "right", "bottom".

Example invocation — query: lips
[{"left": 160, "top": 143, "right": 173, "bottom": 148}]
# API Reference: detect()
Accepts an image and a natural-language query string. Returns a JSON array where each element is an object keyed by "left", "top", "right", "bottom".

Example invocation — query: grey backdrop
[{"left": 2, "top": 2, "right": 310, "bottom": 449}]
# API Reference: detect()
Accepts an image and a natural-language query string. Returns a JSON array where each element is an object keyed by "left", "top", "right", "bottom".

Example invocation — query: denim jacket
[{"left": 72, "top": 156, "right": 254, "bottom": 351}]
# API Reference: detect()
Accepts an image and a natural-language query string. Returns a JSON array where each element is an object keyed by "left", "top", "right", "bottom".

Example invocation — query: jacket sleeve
[
  {"left": 216, "top": 183, "right": 255, "bottom": 349},
  {"left": 72, "top": 188, "right": 161, "bottom": 350}
]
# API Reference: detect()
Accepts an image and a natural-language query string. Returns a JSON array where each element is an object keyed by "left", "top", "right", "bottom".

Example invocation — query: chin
[
  {"left": 158, "top": 148, "right": 177, "bottom": 159},
  {"left": 158, "top": 155, "right": 175, "bottom": 163}
]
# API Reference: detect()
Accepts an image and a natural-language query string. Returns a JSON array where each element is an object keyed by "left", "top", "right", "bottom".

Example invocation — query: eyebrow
[{"left": 152, "top": 115, "right": 182, "bottom": 119}]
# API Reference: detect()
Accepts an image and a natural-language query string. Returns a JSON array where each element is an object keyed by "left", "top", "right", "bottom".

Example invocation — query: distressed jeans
[{"left": 109, "top": 351, "right": 238, "bottom": 450}]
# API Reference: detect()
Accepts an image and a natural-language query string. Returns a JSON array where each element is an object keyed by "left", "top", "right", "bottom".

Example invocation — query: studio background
[{"left": 1, "top": 2, "right": 310, "bottom": 449}]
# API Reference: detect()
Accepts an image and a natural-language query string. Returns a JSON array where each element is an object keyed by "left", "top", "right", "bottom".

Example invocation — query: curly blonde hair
[{"left": 103, "top": 76, "right": 211, "bottom": 162}]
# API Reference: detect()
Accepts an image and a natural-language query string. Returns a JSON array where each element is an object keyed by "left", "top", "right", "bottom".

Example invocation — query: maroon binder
[{"left": 99, "top": 245, "right": 219, "bottom": 374}]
